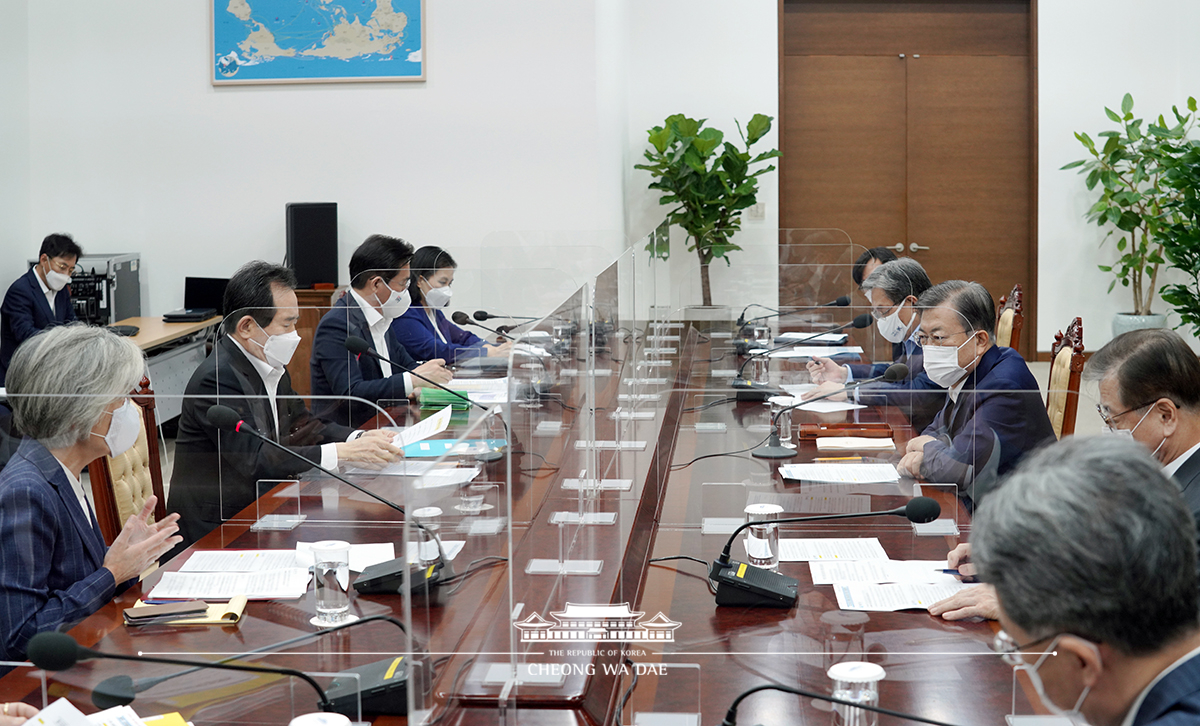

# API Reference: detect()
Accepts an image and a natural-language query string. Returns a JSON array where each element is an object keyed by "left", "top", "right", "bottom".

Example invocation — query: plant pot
[{"left": 1112, "top": 313, "right": 1168, "bottom": 338}]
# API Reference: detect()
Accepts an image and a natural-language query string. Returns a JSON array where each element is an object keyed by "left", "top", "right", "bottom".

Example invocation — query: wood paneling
[
  {"left": 780, "top": 55, "right": 907, "bottom": 248},
  {"left": 783, "top": 1, "right": 1028, "bottom": 56}
]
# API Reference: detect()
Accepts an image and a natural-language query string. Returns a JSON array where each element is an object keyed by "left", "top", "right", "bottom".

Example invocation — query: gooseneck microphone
[
  {"left": 736, "top": 295, "right": 852, "bottom": 327},
  {"left": 473, "top": 310, "right": 538, "bottom": 322},
  {"left": 732, "top": 314, "right": 872, "bottom": 402},
  {"left": 708, "top": 497, "right": 941, "bottom": 608},
  {"left": 721, "top": 682, "right": 961, "bottom": 726},
  {"left": 344, "top": 335, "right": 486, "bottom": 412},
  {"left": 27, "top": 631, "right": 334, "bottom": 712},
  {"left": 452, "top": 311, "right": 516, "bottom": 341},
  {"left": 751, "top": 363, "right": 909, "bottom": 459}
]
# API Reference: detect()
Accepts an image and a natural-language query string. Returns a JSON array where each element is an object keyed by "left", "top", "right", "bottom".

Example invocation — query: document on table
[
  {"left": 766, "top": 346, "right": 864, "bottom": 358},
  {"left": 395, "top": 405, "right": 453, "bottom": 447},
  {"left": 776, "top": 333, "right": 849, "bottom": 344},
  {"left": 816, "top": 437, "right": 896, "bottom": 452},
  {"left": 404, "top": 540, "right": 466, "bottom": 563},
  {"left": 745, "top": 491, "right": 872, "bottom": 514},
  {"left": 415, "top": 466, "right": 482, "bottom": 488},
  {"left": 777, "top": 538, "right": 889, "bottom": 561},
  {"left": 779, "top": 463, "right": 900, "bottom": 484},
  {"left": 181, "top": 550, "right": 298, "bottom": 573},
  {"left": 810, "top": 560, "right": 960, "bottom": 585},
  {"left": 780, "top": 383, "right": 818, "bottom": 396},
  {"left": 834, "top": 581, "right": 977, "bottom": 611},
  {"left": 294, "top": 542, "right": 397, "bottom": 572},
  {"left": 447, "top": 376, "right": 509, "bottom": 405},
  {"left": 795, "top": 400, "right": 867, "bottom": 413},
  {"left": 148, "top": 568, "right": 312, "bottom": 600},
  {"left": 346, "top": 459, "right": 438, "bottom": 477}
]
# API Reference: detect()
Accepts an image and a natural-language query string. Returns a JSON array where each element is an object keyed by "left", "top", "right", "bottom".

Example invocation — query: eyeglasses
[
  {"left": 45, "top": 258, "right": 76, "bottom": 274},
  {"left": 992, "top": 630, "right": 1060, "bottom": 666},
  {"left": 1096, "top": 400, "right": 1158, "bottom": 430},
  {"left": 916, "top": 330, "right": 969, "bottom": 347},
  {"left": 870, "top": 301, "right": 901, "bottom": 320}
]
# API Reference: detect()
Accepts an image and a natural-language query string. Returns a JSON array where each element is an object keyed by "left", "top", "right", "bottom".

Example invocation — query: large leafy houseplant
[
  {"left": 1062, "top": 94, "right": 1196, "bottom": 315},
  {"left": 1158, "top": 143, "right": 1200, "bottom": 331},
  {"left": 636, "top": 113, "right": 780, "bottom": 307}
]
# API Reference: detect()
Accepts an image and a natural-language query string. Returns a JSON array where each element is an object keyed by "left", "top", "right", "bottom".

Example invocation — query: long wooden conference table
[{"left": 0, "top": 322, "right": 1031, "bottom": 725}]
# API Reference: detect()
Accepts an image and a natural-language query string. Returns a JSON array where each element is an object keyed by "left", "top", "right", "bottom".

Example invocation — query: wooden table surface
[{"left": 112, "top": 315, "right": 222, "bottom": 351}]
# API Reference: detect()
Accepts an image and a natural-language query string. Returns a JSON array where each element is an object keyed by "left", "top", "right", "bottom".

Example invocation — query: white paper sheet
[
  {"left": 834, "top": 581, "right": 977, "bottom": 611},
  {"left": 181, "top": 550, "right": 298, "bottom": 573},
  {"left": 764, "top": 346, "right": 864, "bottom": 358},
  {"left": 744, "top": 491, "right": 872, "bottom": 514},
  {"left": 777, "top": 538, "right": 890, "bottom": 561},
  {"left": 294, "top": 542, "right": 397, "bottom": 572},
  {"left": 776, "top": 333, "right": 849, "bottom": 344},
  {"left": 778, "top": 463, "right": 900, "bottom": 483},
  {"left": 395, "top": 405, "right": 453, "bottom": 447},
  {"left": 415, "top": 466, "right": 482, "bottom": 488},
  {"left": 447, "top": 376, "right": 510, "bottom": 404},
  {"left": 345, "top": 459, "right": 439, "bottom": 477},
  {"left": 404, "top": 539, "right": 465, "bottom": 563},
  {"left": 816, "top": 437, "right": 896, "bottom": 451},
  {"left": 780, "top": 383, "right": 818, "bottom": 396},
  {"left": 810, "top": 560, "right": 960, "bottom": 585},
  {"left": 795, "top": 401, "right": 868, "bottom": 413},
  {"left": 148, "top": 568, "right": 312, "bottom": 600},
  {"left": 32, "top": 697, "right": 92, "bottom": 726},
  {"left": 87, "top": 705, "right": 147, "bottom": 726}
]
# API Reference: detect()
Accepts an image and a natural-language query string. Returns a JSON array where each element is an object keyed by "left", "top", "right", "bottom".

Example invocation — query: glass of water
[
  {"left": 769, "top": 396, "right": 795, "bottom": 447},
  {"left": 412, "top": 506, "right": 444, "bottom": 568},
  {"left": 311, "top": 540, "right": 352, "bottom": 628},
  {"left": 753, "top": 325, "right": 772, "bottom": 347},
  {"left": 827, "top": 661, "right": 886, "bottom": 726},
  {"left": 743, "top": 503, "right": 783, "bottom": 571}
]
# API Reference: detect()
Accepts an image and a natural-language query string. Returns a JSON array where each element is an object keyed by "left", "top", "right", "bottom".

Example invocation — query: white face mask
[
  {"left": 424, "top": 283, "right": 452, "bottom": 309},
  {"left": 253, "top": 324, "right": 301, "bottom": 369},
  {"left": 875, "top": 302, "right": 911, "bottom": 343},
  {"left": 1016, "top": 636, "right": 1096, "bottom": 726},
  {"left": 91, "top": 399, "right": 141, "bottom": 457},
  {"left": 922, "top": 334, "right": 978, "bottom": 388},
  {"left": 373, "top": 283, "right": 412, "bottom": 320},
  {"left": 43, "top": 262, "right": 72, "bottom": 292},
  {"left": 1103, "top": 405, "right": 1166, "bottom": 459}
]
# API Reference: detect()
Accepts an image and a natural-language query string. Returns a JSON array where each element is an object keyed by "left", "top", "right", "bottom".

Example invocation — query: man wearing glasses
[
  {"left": 0, "top": 234, "right": 82, "bottom": 387},
  {"left": 896, "top": 280, "right": 1054, "bottom": 506},
  {"left": 974, "top": 437, "right": 1200, "bottom": 725}
]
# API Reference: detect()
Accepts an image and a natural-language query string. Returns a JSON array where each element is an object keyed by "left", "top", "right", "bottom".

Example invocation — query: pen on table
[
  {"left": 935, "top": 569, "right": 980, "bottom": 583},
  {"left": 814, "top": 456, "right": 862, "bottom": 462}
]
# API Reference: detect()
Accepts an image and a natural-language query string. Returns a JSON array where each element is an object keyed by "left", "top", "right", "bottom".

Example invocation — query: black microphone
[
  {"left": 452, "top": 311, "right": 516, "bottom": 342},
  {"left": 344, "top": 335, "right": 487, "bottom": 412},
  {"left": 721, "top": 682, "right": 962, "bottom": 726},
  {"left": 708, "top": 497, "right": 941, "bottom": 608},
  {"left": 751, "top": 363, "right": 909, "bottom": 460},
  {"left": 732, "top": 314, "right": 872, "bottom": 402},
  {"left": 473, "top": 310, "right": 538, "bottom": 322},
  {"left": 206, "top": 404, "right": 454, "bottom": 590},
  {"left": 28, "top": 631, "right": 334, "bottom": 712},
  {"left": 736, "top": 295, "right": 851, "bottom": 327}
]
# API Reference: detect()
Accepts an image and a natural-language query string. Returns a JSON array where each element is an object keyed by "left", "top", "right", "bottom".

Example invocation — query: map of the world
[{"left": 212, "top": 0, "right": 424, "bottom": 84}]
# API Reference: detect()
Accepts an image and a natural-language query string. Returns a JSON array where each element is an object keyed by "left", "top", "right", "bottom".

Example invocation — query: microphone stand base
[{"left": 752, "top": 444, "right": 798, "bottom": 459}]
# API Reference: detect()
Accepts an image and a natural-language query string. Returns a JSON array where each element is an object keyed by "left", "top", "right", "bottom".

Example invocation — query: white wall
[
  {"left": 21, "top": 0, "right": 623, "bottom": 318},
  {"left": 0, "top": 0, "right": 31, "bottom": 289},
  {"left": 1038, "top": 0, "right": 1200, "bottom": 351}
]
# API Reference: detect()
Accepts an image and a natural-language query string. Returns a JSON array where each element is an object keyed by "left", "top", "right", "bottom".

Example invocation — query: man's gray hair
[
  {"left": 6, "top": 324, "right": 145, "bottom": 449},
  {"left": 861, "top": 258, "right": 933, "bottom": 305},
  {"left": 916, "top": 280, "right": 997, "bottom": 341},
  {"left": 972, "top": 436, "right": 1199, "bottom": 655}
]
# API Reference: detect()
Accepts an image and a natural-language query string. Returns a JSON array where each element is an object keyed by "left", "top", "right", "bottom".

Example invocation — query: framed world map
[{"left": 211, "top": 0, "right": 425, "bottom": 85}]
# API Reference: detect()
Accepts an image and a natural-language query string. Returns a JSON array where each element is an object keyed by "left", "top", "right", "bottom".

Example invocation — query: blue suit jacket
[
  {"left": 0, "top": 438, "right": 117, "bottom": 661},
  {"left": 1132, "top": 652, "right": 1200, "bottom": 726},
  {"left": 391, "top": 306, "right": 485, "bottom": 363},
  {"left": 0, "top": 269, "right": 76, "bottom": 386},
  {"left": 919, "top": 345, "right": 1056, "bottom": 506},
  {"left": 847, "top": 337, "right": 945, "bottom": 432},
  {"left": 310, "top": 294, "right": 421, "bottom": 428}
]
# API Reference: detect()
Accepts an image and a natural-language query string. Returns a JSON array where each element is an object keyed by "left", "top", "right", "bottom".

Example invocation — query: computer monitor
[{"left": 184, "top": 276, "right": 230, "bottom": 315}]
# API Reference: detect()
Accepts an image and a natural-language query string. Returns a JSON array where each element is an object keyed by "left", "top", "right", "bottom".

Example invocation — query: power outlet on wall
[{"left": 746, "top": 202, "right": 766, "bottom": 221}]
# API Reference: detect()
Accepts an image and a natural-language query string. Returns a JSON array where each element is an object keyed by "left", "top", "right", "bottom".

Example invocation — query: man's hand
[
  {"left": 928, "top": 583, "right": 999, "bottom": 621},
  {"left": 102, "top": 496, "right": 182, "bottom": 583},
  {"left": 946, "top": 543, "right": 976, "bottom": 577},
  {"left": 897, "top": 450, "right": 924, "bottom": 478},
  {"left": 802, "top": 380, "right": 846, "bottom": 402},
  {"left": 907, "top": 435, "right": 937, "bottom": 453},
  {"left": 412, "top": 359, "right": 452, "bottom": 387},
  {"left": 0, "top": 701, "right": 39, "bottom": 726},
  {"left": 359, "top": 429, "right": 399, "bottom": 446},
  {"left": 806, "top": 357, "right": 848, "bottom": 384},
  {"left": 335, "top": 435, "right": 402, "bottom": 469},
  {"left": 485, "top": 341, "right": 513, "bottom": 358}
]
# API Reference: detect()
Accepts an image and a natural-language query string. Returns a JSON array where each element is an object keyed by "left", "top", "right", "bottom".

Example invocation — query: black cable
[
  {"left": 614, "top": 657, "right": 638, "bottom": 726},
  {"left": 649, "top": 556, "right": 719, "bottom": 594},
  {"left": 442, "top": 556, "right": 509, "bottom": 593},
  {"left": 670, "top": 432, "right": 773, "bottom": 471},
  {"left": 511, "top": 448, "right": 562, "bottom": 474},
  {"left": 721, "top": 683, "right": 963, "bottom": 726},
  {"left": 682, "top": 396, "right": 737, "bottom": 413},
  {"left": 424, "top": 656, "right": 477, "bottom": 725}
]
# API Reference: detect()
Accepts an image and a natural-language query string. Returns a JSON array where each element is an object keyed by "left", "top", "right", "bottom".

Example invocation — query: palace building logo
[{"left": 514, "top": 603, "right": 682, "bottom": 642}]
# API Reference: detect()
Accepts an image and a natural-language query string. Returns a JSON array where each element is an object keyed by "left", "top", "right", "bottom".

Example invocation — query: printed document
[
  {"left": 779, "top": 463, "right": 900, "bottom": 483},
  {"left": 148, "top": 568, "right": 312, "bottom": 600},
  {"left": 810, "top": 560, "right": 960, "bottom": 585},
  {"left": 834, "top": 581, "right": 976, "bottom": 611},
  {"left": 777, "top": 537, "right": 889, "bottom": 561}
]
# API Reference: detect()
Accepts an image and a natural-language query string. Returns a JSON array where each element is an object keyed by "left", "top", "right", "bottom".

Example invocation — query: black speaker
[{"left": 285, "top": 202, "right": 338, "bottom": 288}]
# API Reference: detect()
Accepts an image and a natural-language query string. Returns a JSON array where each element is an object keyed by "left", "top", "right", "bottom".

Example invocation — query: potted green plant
[
  {"left": 1062, "top": 94, "right": 1195, "bottom": 337},
  {"left": 636, "top": 113, "right": 780, "bottom": 309},
  {"left": 1158, "top": 140, "right": 1200, "bottom": 334}
]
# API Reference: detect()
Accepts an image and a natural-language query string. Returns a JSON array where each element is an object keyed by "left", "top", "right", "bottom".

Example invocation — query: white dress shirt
[
  {"left": 348, "top": 288, "right": 413, "bottom": 394},
  {"left": 55, "top": 458, "right": 96, "bottom": 529},
  {"left": 426, "top": 307, "right": 448, "bottom": 344},
  {"left": 34, "top": 268, "right": 56, "bottom": 315},
  {"left": 229, "top": 335, "right": 341, "bottom": 470}
]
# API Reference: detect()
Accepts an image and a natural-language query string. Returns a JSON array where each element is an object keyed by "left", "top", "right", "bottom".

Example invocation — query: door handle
[
  {"left": 909, "top": 243, "right": 930, "bottom": 252},
  {"left": 886, "top": 243, "right": 904, "bottom": 252}
]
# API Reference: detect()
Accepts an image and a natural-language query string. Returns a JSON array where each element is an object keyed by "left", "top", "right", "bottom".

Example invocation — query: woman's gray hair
[
  {"left": 860, "top": 258, "right": 933, "bottom": 305},
  {"left": 6, "top": 324, "right": 146, "bottom": 449},
  {"left": 972, "top": 436, "right": 1199, "bottom": 655}
]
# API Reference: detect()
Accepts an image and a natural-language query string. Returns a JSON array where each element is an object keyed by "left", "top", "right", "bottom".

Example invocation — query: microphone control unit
[{"left": 709, "top": 558, "right": 799, "bottom": 608}]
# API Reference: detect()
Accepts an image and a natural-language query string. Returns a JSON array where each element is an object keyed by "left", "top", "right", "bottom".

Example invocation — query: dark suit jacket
[
  {"left": 0, "top": 438, "right": 117, "bottom": 661},
  {"left": 167, "top": 336, "right": 354, "bottom": 551},
  {"left": 310, "top": 294, "right": 420, "bottom": 428},
  {"left": 391, "top": 306, "right": 485, "bottom": 363},
  {"left": 0, "top": 269, "right": 76, "bottom": 386},
  {"left": 847, "top": 337, "right": 945, "bottom": 432},
  {"left": 920, "top": 345, "right": 1056, "bottom": 507},
  {"left": 1131, "top": 652, "right": 1200, "bottom": 726},
  {"left": 1172, "top": 450, "right": 1200, "bottom": 576}
]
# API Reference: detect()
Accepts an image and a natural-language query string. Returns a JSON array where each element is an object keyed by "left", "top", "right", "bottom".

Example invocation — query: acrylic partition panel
[{"left": 478, "top": 231, "right": 624, "bottom": 320}]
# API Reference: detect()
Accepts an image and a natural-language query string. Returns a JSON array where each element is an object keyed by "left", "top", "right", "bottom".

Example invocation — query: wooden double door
[{"left": 780, "top": 0, "right": 1034, "bottom": 351}]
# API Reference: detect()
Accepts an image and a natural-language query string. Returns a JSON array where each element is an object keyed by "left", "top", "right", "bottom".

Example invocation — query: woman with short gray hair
[{"left": 0, "top": 324, "right": 181, "bottom": 663}]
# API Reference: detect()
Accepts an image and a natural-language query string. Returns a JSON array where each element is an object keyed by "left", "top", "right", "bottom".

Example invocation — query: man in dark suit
[
  {"left": 167, "top": 261, "right": 402, "bottom": 551},
  {"left": 0, "top": 233, "right": 82, "bottom": 387},
  {"left": 972, "top": 437, "right": 1200, "bottom": 726},
  {"left": 897, "top": 280, "right": 1055, "bottom": 506},
  {"left": 310, "top": 235, "right": 451, "bottom": 428},
  {"left": 806, "top": 258, "right": 945, "bottom": 431}
]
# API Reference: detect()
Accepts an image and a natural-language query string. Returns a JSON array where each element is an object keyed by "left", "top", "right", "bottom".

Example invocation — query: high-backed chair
[
  {"left": 87, "top": 376, "right": 167, "bottom": 544},
  {"left": 995, "top": 283, "right": 1024, "bottom": 354},
  {"left": 1046, "top": 317, "right": 1085, "bottom": 439}
]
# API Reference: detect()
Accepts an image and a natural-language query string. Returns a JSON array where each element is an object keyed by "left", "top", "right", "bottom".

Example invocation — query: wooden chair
[
  {"left": 995, "top": 283, "right": 1024, "bottom": 354},
  {"left": 1046, "top": 317, "right": 1085, "bottom": 439},
  {"left": 87, "top": 376, "right": 168, "bottom": 544}
]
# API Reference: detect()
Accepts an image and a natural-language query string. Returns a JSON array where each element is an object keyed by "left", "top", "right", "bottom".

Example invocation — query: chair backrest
[
  {"left": 995, "top": 283, "right": 1024, "bottom": 354},
  {"left": 1046, "top": 317, "right": 1085, "bottom": 439},
  {"left": 87, "top": 376, "right": 167, "bottom": 545}
]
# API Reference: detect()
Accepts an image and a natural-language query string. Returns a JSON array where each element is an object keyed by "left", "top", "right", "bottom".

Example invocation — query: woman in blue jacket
[{"left": 390, "top": 246, "right": 512, "bottom": 363}]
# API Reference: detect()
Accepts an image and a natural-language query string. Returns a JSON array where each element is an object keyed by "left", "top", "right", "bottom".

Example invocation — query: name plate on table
[
  {"left": 640, "top": 360, "right": 673, "bottom": 367},
  {"left": 619, "top": 393, "right": 661, "bottom": 402},
  {"left": 561, "top": 478, "right": 633, "bottom": 491},
  {"left": 611, "top": 409, "right": 656, "bottom": 420},
  {"left": 645, "top": 335, "right": 681, "bottom": 342},
  {"left": 625, "top": 377, "right": 669, "bottom": 385},
  {"left": 574, "top": 440, "right": 647, "bottom": 451},
  {"left": 561, "top": 368, "right": 614, "bottom": 377},
  {"left": 550, "top": 511, "right": 618, "bottom": 525},
  {"left": 643, "top": 347, "right": 677, "bottom": 355}
]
